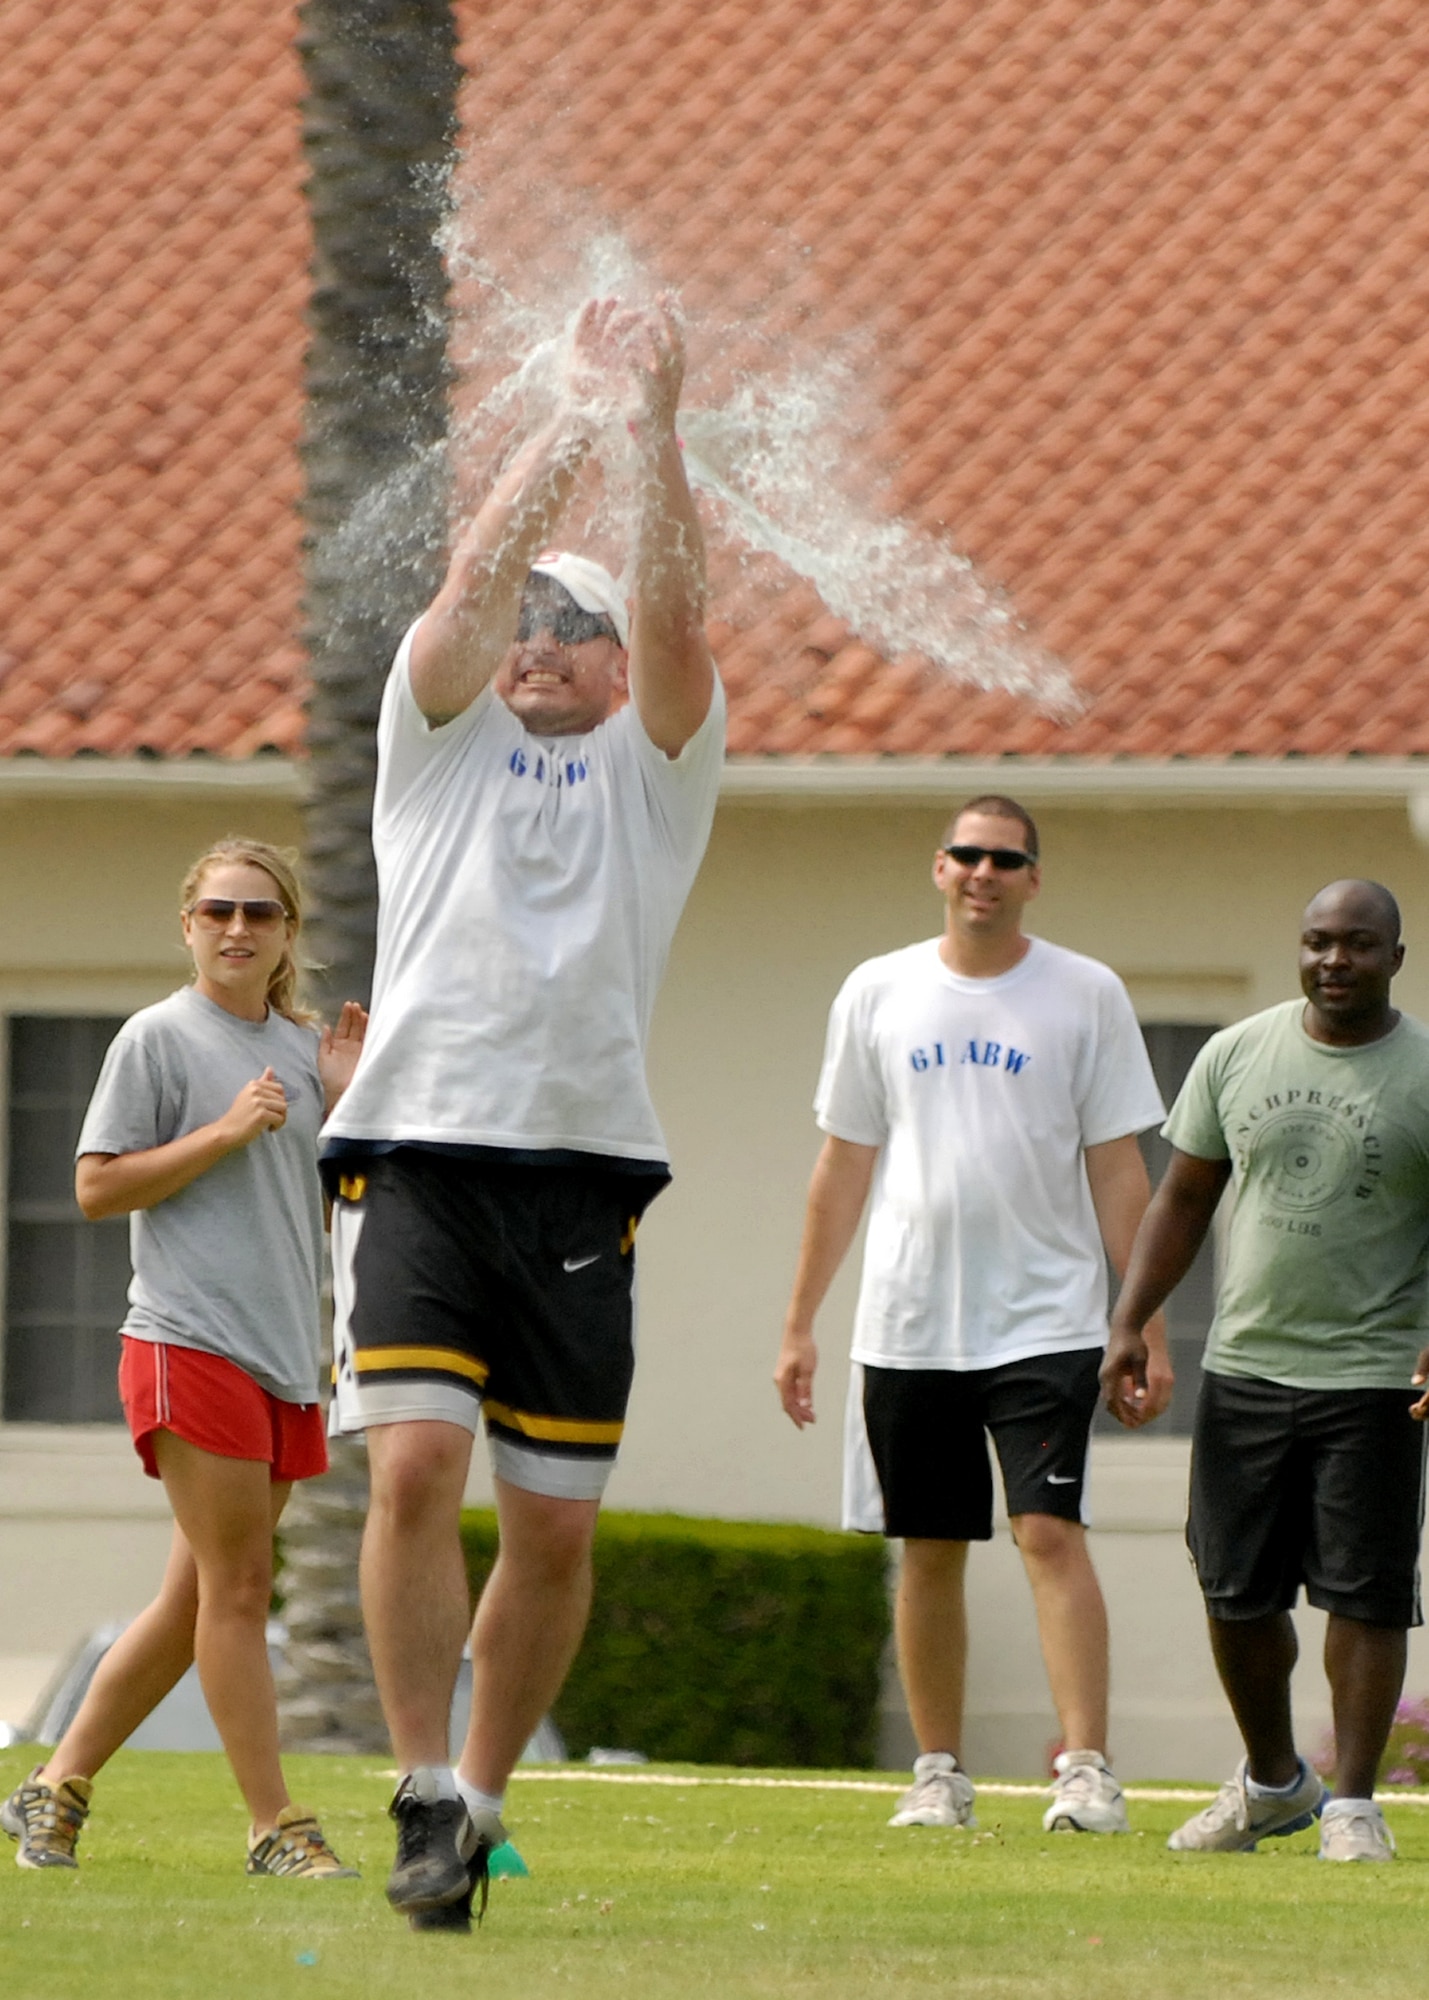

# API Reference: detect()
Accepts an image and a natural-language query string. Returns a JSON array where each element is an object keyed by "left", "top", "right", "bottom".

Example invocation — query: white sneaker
[
  {"left": 888, "top": 1752, "right": 976, "bottom": 1828},
  {"left": 1167, "top": 1757, "right": 1325, "bottom": 1852},
  {"left": 1042, "top": 1750, "right": 1129, "bottom": 1834},
  {"left": 1319, "top": 1799, "right": 1396, "bottom": 1862}
]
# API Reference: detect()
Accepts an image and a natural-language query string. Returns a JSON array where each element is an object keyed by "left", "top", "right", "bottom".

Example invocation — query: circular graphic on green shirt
[{"left": 1249, "top": 1107, "right": 1361, "bottom": 1213}]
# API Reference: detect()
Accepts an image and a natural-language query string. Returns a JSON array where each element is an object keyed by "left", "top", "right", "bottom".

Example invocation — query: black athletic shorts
[
  {"left": 861, "top": 1348, "right": 1103, "bottom": 1541},
  {"left": 1187, "top": 1371, "right": 1428, "bottom": 1628},
  {"left": 329, "top": 1149, "right": 668, "bottom": 1501}
]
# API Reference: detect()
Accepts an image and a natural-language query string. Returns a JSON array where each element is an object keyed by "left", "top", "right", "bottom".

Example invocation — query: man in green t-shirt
[{"left": 1103, "top": 879, "right": 1429, "bottom": 1864}]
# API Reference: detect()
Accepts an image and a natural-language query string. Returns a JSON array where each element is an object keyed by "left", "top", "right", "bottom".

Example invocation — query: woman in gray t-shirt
[{"left": 0, "top": 839, "right": 365, "bottom": 1880}]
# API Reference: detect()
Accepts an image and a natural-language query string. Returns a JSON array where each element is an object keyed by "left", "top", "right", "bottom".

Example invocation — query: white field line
[
  {"left": 366, "top": 1768, "right": 1429, "bottom": 1809},
  {"left": 500, "top": 1769, "right": 1429, "bottom": 1808}
]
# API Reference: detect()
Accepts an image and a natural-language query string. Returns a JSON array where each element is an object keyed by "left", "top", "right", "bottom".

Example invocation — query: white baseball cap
[{"left": 529, "top": 551, "right": 630, "bottom": 648}]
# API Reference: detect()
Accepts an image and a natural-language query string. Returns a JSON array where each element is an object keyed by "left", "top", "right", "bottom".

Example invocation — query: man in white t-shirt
[
  {"left": 775, "top": 796, "right": 1167, "bottom": 1834},
  {"left": 322, "top": 299, "right": 724, "bottom": 1929}
]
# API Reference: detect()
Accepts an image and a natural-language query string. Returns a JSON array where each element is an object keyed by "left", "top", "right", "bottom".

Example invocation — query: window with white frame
[{"left": 3, "top": 1016, "right": 130, "bottom": 1423}]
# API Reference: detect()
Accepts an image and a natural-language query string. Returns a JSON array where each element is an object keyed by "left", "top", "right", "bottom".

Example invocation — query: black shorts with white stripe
[{"left": 329, "top": 1148, "right": 668, "bottom": 1501}]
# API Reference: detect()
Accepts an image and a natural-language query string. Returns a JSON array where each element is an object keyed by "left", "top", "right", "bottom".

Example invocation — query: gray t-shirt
[
  {"left": 77, "top": 987, "right": 326, "bottom": 1403},
  {"left": 1165, "top": 999, "right": 1429, "bottom": 1390}
]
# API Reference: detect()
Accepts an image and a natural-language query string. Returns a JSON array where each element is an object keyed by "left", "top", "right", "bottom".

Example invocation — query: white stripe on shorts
[
  {"left": 328, "top": 1196, "right": 485, "bottom": 1439},
  {"left": 489, "top": 1433, "right": 615, "bottom": 1501}
]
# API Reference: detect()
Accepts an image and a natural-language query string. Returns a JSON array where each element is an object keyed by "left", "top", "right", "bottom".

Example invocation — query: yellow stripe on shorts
[
  {"left": 352, "top": 1345, "right": 490, "bottom": 1387},
  {"left": 482, "top": 1397, "right": 624, "bottom": 1446}
]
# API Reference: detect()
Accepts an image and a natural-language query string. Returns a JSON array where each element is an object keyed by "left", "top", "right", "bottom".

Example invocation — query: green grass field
[{"left": 2, "top": 1750, "right": 1426, "bottom": 1999}]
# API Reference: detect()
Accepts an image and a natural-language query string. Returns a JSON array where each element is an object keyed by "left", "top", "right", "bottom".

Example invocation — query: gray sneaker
[
  {"left": 1042, "top": 1750, "right": 1129, "bottom": 1834},
  {"left": 1167, "top": 1757, "right": 1325, "bottom": 1852},
  {"left": 1319, "top": 1799, "right": 1395, "bottom": 1862},
  {"left": 888, "top": 1752, "right": 976, "bottom": 1828},
  {"left": 1, "top": 1766, "right": 94, "bottom": 1870}
]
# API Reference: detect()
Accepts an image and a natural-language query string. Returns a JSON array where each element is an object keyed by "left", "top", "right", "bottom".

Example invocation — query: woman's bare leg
[
  {"left": 40, "top": 1523, "right": 199, "bottom": 1787},
  {"left": 151, "top": 1432, "right": 290, "bottom": 1833}
]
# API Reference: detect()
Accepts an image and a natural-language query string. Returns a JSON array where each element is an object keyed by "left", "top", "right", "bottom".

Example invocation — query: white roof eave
[
  {"left": 1, "top": 753, "right": 1427, "bottom": 824},
  {"left": 0, "top": 758, "right": 305, "bottom": 803},
  {"left": 719, "top": 755, "right": 1429, "bottom": 815}
]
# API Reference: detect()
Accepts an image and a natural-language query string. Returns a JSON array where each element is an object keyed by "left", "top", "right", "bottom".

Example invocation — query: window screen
[{"left": 3, "top": 1016, "right": 130, "bottom": 1422}]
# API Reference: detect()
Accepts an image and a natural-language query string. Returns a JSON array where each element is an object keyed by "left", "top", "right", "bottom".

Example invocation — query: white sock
[
  {"left": 1322, "top": 1795, "right": 1378, "bottom": 1816},
  {"left": 456, "top": 1774, "right": 505, "bottom": 1822},
  {"left": 410, "top": 1764, "right": 459, "bottom": 1801},
  {"left": 1246, "top": 1760, "right": 1305, "bottom": 1798}
]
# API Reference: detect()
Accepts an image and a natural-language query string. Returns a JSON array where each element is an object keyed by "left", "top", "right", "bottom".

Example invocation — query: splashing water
[
  {"left": 679, "top": 372, "right": 1076, "bottom": 711},
  {"left": 343, "top": 176, "right": 1076, "bottom": 715}
]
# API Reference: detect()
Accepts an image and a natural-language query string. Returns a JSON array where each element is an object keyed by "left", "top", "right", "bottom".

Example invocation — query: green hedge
[{"left": 460, "top": 1509, "right": 889, "bottom": 1768}]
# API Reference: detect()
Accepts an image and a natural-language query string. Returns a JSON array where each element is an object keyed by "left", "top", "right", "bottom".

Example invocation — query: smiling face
[
  {"left": 181, "top": 860, "right": 295, "bottom": 1022},
  {"left": 1298, "top": 881, "right": 1403, "bottom": 1043},
  {"left": 933, "top": 809, "right": 1041, "bottom": 947}
]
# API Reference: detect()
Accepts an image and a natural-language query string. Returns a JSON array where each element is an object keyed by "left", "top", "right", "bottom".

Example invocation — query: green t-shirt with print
[{"left": 1165, "top": 999, "right": 1429, "bottom": 1390}]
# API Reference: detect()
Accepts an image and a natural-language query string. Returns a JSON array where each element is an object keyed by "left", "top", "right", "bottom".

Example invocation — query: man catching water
[{"left": 320, "top": 298, "right": 723, "bottom": 1929}]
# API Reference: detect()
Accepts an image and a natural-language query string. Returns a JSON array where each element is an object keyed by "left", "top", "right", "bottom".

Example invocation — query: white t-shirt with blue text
[
  {"left": 816, "top": 935, "right": 1165, "bottom": 1370},
  {"left": 323, "top": 626, "right": 725, "bottom": 1162}
]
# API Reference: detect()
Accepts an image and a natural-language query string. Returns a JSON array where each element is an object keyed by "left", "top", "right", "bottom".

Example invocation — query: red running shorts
[{"left": 119, "top": 1336, "right": 328, "bottom": 1484}]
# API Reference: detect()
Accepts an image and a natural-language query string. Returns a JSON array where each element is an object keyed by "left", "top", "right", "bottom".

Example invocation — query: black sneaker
[
  {"left": 387, "top": 1768, "right": 504, "bottom": 1916},
  {"left": 408, "top": 1841, "right": 495, "bottom": 1934}
]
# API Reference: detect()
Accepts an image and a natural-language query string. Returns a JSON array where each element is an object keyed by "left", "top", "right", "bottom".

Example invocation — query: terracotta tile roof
[
  {"left": 3, "top": 0, "right": 1429, "bottom": 761},
  {"left": 453, "top": 0, "right": 1429, "bottom": 759},
  {"left": 0, "top": 0, "right": 308, "bottom": 758}
]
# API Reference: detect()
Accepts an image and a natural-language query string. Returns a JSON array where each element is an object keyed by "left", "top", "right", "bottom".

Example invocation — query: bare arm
[
  {"left": 408, "top": 416, "right": 592, "bottom": 725},
  {"left": 621, "top": 303, "right": 716, "bottom": 756},
  {"left": 774, "top": 1136, "right": 880, "bottom": 1429},
  {"left": 76, "top": 1070, "right": 289, "bottom": 1220},
  {"left": 1100, "top": 1146, "right": 1231, "bottom": 1427},
  {"left": 1086, "top": 1133, "right": 1173, "bottom": 1429}
]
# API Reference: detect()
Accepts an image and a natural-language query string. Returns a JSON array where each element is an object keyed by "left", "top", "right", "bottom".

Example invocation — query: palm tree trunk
[{"left": 278, "top": 0, "right": 462, "bottom": 1755}]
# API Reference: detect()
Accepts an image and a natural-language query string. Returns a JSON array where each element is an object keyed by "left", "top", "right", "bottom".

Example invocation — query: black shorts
[
  {"left": 1188, "top": 1371, "right": 1428, "bottom": 1628},
  {"left": 329, "top": 1150, "right": 667, "bottom": 1501},
  {"left": 861, "top": 1348, "right": 1103, "bottom": 1541}
]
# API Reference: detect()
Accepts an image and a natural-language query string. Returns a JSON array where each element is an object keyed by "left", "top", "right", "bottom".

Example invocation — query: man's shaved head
[
  {"left": 1299, "top": 879, "right": 1404, "bottom": 1043},
  {"left": 1303, "top": 879, "right": 1401, "bottom": 945}
]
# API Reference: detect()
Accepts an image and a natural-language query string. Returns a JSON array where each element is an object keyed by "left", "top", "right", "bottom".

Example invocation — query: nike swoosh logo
[
  {"left": 1046, "top": 1473, "right": 1078, "bottom": 1485},
  {"left": 563, "top": 1253, "right": 600, "bottom": 1273}
]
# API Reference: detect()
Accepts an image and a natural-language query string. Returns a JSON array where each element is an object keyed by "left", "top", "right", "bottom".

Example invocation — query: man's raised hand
[{"left": 562, "top": 296, "right": 685, "bottom": 437}]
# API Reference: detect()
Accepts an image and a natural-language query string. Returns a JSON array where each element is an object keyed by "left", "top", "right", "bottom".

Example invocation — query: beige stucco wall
[
  {"left": 0, "top": 793, "right": 306, "bottom": 1018},
  {"left": 3, "top": 788, "right": 1428, "bottom": 1774}
]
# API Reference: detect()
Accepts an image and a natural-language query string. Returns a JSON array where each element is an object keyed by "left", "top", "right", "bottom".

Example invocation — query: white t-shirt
[
  {"left": 323, "top": 627, "right": 725, "bottom": 1162},
  {"left": 816, "top": 935, "right": 1165, "bottom": 1369}
]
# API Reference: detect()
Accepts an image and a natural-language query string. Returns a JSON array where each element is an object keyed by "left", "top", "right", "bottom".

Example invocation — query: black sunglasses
[
  {"left": 942, "top": 844, "right": 1037, "bottom": 871},
  {"left": 516, "top": 598, "right": 621, "bottom": 647}
]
